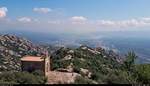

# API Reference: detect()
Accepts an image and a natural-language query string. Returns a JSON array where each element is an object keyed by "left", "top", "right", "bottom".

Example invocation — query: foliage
[
  {"left": 122, "top": 51, "right": 137, "bottom": 72},
  {"left": 0, "top": 71, "right": 47, "bottom": 84},
  {"left": 50, "top": 46, "right": 150, "bottom": 84},
  {"left": 135, "top": 64, "right": 150, "bottom": 84},
  {"left": 74, "top": 76, "right": 95, "bottom": 84},
  {"left": 32, "top": 70, "right": 44, "bottom": 76},
  {"left": 51, "top": 46, "right": 131, "bottom": 84}
]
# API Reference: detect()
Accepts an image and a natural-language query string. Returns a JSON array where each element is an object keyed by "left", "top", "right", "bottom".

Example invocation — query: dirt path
[{"left": 46, "top": 71, "right": 80, "bottom": 84}]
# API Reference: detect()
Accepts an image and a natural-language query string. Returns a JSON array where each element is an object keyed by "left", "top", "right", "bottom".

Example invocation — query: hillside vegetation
[
  {"left": 0, "top": 70, "right": 47, "bottom": 84},
  {"left": 0, "top": 34, "right": 149, "bottom": 84},
  {"left": 51, "top": 45, "right": 150, "bottom": 84}
]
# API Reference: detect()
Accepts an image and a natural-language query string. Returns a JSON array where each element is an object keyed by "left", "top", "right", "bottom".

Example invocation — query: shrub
[
  {"left": 0, "top": 71, "right": 47, "bottom": 84},
  {"left": 32, "top": 70, "right": 44, "bottom": 76},
  {"left": 74, "top": 76, "right": 95, "bottom": 84},
  {"left": 122, "top": 51, "right": 137, "bottom": 72},
  {"left": 135, "top": 64, "right": 150, "bottom": 84}
]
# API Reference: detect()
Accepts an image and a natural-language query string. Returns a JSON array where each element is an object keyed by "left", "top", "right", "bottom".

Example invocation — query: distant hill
[{"left": 1, "top": 30, "right": 150, "bottom": 64}]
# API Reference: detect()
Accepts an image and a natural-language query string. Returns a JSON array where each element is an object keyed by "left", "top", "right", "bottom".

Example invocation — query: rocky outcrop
[
  {"left": 47, "top": 71, "right": 81, "bottom": 84},
  {"left": 80, "top": 68, "right": 92, "bottom": 78}
]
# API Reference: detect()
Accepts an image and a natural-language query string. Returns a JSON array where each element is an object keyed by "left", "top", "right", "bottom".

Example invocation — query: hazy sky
[{"left": 1, "top": 0, "right": 150, "bottom": 35}]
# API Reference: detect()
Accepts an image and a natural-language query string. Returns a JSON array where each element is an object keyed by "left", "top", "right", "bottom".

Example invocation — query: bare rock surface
[{"left": 47, "top": 71, "right": 80, "bottom": 84}]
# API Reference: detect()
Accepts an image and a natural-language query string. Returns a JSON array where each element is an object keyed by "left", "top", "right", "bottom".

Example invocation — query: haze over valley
[{"left": 0, "top": 0, "right": 150, "bottom": 84}]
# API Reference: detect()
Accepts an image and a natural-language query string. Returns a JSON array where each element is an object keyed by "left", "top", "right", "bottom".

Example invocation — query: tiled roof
[{"left": 21, "top": 56, "right": 44, "bottom": 61}]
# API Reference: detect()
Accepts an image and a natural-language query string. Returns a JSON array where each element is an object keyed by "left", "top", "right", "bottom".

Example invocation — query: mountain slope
[
  {"left": 51, "top": 45, "right": 131, "bottom": 84},
  {"left": 0, "top": 34, "right": 48, "bottom": 71}
]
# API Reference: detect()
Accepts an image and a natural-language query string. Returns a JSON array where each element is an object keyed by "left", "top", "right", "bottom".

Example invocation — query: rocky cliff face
[{"left": 0, "top": 34, "right": 48, "bottom": 71}]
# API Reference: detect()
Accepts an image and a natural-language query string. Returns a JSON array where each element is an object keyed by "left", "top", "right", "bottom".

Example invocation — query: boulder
[{"left": 80, "top": 68, "right": 92, "bottom": 78}]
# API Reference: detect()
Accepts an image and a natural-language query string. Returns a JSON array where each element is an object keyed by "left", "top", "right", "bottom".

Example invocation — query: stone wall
[{"left": 44, "top": 56, "right": 50, "bottom": 76}]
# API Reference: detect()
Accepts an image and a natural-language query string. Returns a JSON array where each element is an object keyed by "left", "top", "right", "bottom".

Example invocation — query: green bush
[
  {"left": 0, "top": 80, "right": 18, "bottom": 84},
  {"left": 74, "top": 76, "right": 95, "bottom": 84},
  {"left": 122, "top": 51, "right": 137, "bottom": 72},
  {"left": 0, "top": 71, "right": 47, "bottom": 84},
  {"left": 135, "top": 64, "right": 150, "bottom": 84},
  {"left": 102, "top": 72, "right": 129, "bottom": 84},
  {"left": 32, "top": 70, "right": 44, "bottom": 76}
]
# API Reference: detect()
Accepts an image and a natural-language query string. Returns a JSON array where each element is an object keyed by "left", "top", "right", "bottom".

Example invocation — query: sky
[{"left": 1, "top": 0, "right": 150, "bottom": 35}]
